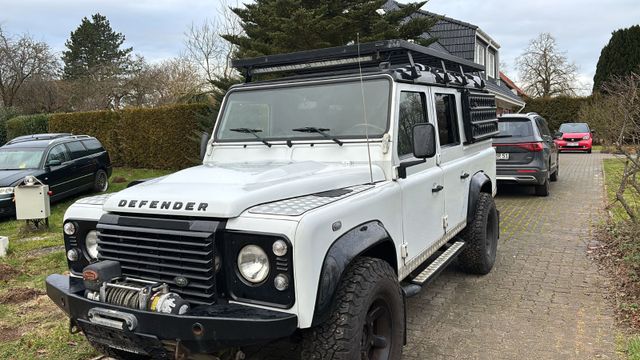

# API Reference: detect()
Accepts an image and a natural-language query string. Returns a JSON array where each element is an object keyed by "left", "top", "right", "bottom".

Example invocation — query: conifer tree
[{"left": 593, "top": 25, "right": 640, "bottom": 92}]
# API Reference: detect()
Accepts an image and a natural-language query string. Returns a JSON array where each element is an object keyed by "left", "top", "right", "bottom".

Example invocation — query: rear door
[
  {"left": 494, "top": 118, "right": 538, "bottom": 165},
  {"left": 535, "top": 117, "right": 557, "bottom": 171},
  {"left": 64, "top": 141, "right": 94, "bottom": 190},
  {"left": 41, "top": 144, "right": 73, "bottom": 198}
]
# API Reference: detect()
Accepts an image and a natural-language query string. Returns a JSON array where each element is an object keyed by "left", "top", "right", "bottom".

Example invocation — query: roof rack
[
  {"left": 233, "top": 39, "right": 485, "bottom": 82},
  {"left": 6, "top": 133, "right": 73, "bottom": 145}
]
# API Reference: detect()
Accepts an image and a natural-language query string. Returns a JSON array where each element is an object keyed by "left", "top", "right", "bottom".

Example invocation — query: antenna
[{"left": 357, "top": 33, "right": 375, "bottom": 184}]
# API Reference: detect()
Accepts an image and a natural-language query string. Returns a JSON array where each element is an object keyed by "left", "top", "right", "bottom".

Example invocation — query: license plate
[
  {"left": 567, "top": 142, "right": 579, "bottom": 146},
  {"left": 496, "top": 153, "right": 510, "bottom": 160}
]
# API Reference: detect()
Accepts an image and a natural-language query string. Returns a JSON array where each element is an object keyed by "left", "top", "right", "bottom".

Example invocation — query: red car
[{"left": 555, "top": 122, "right": 593, "bottom": 153}]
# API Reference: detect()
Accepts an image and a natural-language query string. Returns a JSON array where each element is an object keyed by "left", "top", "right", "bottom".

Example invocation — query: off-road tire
[
  {"left": 301, "top": 257, "right": 404, "bottom": 360},
  {"left": 458, "top": 192, "right": 499, "bottom": 275},
  {"left": 534, "top": 177, "right": 550, "bottom": 196},
  {"left": 93, "top": 169, "right": 109, "bottom": 192}
]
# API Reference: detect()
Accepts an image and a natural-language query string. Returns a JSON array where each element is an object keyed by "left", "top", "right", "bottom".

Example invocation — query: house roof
[
  {"left": 499, "top": 72, "right": 527, "bottom": 97},
  {"left": 485, "top": 78, "right": 526, "bottom": 108}
]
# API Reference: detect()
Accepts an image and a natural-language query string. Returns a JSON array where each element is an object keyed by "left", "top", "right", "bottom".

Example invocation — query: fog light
[
  {"left": 272, "top": 240, "right": 288, "bottom": 257},
  {"left": 67, "top": 248, "right": 80, "bottom": 261},
  {"left": 63, "top": 222, "right": 76, "bottom": 236},
  {"left": 274, "top": 274, "right": 289, "bottom": 291}
]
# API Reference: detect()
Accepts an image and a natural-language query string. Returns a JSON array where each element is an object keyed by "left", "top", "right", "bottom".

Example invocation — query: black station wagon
[{"left": 0, "top": 133, "right": 112, "bottom": 216}]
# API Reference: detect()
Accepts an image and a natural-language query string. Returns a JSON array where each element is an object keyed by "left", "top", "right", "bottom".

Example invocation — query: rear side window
[
  {"left": 81, "top": 139, "right": 104, "bottom": 155},
  {"left": 434, "top": 94, "right": 460, "bottom": 147},
  {"left": 498, "top": 118, "right": 534, "bottom": 138},
  {"left": 535, "top": 117, "right": 551, "bottom": 137},
  {"left": 398, "top": 91, "right": 428, "bottom": 157},
  {"left": 65, "top": 141, "right": 88, "bottom": 159}
]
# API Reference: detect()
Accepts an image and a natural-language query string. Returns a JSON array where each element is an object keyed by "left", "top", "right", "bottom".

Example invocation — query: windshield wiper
[
  {"left": 492, "top": 134, "right": 513, "bottom": 138},
  {"left": 229, "top": 128, "right": 272, "bottom": 147},
  {"left": 292, "top": 127, "right": 343, "bottom": 146}
]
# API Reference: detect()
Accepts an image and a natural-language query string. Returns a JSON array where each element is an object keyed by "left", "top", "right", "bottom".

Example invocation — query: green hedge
[
  {"left": 6, "top": 114, "right": 50, "bottom": 140},
  {"left": 50, "top": 104, "right": 213, "bottom": 169},
  {"left": 0, "top": 107, "right": 21, "bottom": 145},
  {"left": 523, "top": 96, "right": 590, "bottom": 131}
]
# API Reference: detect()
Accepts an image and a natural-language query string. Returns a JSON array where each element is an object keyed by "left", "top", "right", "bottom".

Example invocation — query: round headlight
[
  {"left": 272, "top": 240, "right": 288, "bottom": 257},
  {"left": 237, "top": 245, "right": 270, "bottom": 284},
  {"left": 63, "top": 222, "right": 77, "bottom": 236},
  {"left": 85, "top": 230, "right": 99, "bottom": 259}
]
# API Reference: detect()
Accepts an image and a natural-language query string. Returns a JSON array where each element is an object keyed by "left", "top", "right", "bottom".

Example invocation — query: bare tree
[
  {"left": 0, "top": 26, "right": 59, "bottom": 107},
  {"left": 184, "top": 0, "right": 242, "bottom": 84},
  {"left": 516, "top": 33, "right": 578, "bottom": 98}
]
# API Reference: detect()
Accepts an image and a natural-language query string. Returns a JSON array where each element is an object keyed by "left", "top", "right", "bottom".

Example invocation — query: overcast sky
[{"left": 1, "top": 0, "right": 639, "bottom": 92}]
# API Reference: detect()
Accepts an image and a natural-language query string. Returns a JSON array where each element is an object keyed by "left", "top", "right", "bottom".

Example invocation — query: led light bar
[{"left": 251, "top": 56, "right": 375, "bottom": 75}]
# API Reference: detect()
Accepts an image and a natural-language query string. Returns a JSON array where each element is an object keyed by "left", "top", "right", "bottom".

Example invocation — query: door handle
[
  {"left": 432, "top": 184, "right": 444, "bottom": 193},
  {"left": 460, "top": 172, "right": 470, "bottom": 179}
]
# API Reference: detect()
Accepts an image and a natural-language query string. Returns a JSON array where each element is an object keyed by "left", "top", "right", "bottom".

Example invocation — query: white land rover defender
[{"left": 46, "top": 40, "right": 500, "bottom": 360}]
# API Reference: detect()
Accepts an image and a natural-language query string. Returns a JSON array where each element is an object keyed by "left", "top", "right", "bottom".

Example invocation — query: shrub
[
  {"left": 0, "top": 107, "right": 21, "bottom": 145},
  {"left": 523, "top": 96, "right": 590, "bottom": 131},
  {"left": 49, "top": 104, "right": 213, "bottom": 169},
  {"left": 6, "top": 114, "right": 50, "bottom": 140}
]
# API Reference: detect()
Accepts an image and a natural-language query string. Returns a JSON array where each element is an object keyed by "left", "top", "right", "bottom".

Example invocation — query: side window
[
  {"left": 398, "top": 91, "right": 428, "bottom": 157},
  {"left": 65, "top": 141, "right": 88, "bottom": 159},
  {"left": 47, "top": 144, "right": 68, "bottom": 163},
  {"left": 536, "top": 118, "right": 551, "bottom": 137},
  {"left": 434, "top": 94, "right": 461, "bottom": 147},
  {"left": 81, "top": 139, "right": 104, "bottom": 155}
]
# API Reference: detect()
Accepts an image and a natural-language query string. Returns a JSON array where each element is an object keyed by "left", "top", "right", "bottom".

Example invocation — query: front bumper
[
  {"left": 46, "top": 274, "right": 298, "bottom": 354},
  {"left": 556, "top": 139, "right": 592, "bottom": 152},
  {"left": 496, "top": 167, "right": 547, "bottom": 185}
]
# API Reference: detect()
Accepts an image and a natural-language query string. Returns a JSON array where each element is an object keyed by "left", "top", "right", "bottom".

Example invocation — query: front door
[{"left": 396, "top": 88, "right": 445, "bottom": 264}]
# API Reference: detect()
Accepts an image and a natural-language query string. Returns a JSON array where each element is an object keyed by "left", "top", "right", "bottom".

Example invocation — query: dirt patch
[
  {"left": 0, "top": 263, "right": 20, "bottom": 281},
  {"left": 26, "top": 245, "right": 64, "bottom": 258},
  {"left": 0, "top": 325, "right": 24, "bottom": 342},
  {"left": 0, "top": 287, "right": 45, "bottom": 304},
  {"left": 112, "top": 176, "right": 127, "bottom": 183}
]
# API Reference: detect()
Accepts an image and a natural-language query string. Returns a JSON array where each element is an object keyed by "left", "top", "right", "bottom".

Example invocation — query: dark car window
[
  {"left": 435, "top": 94, "right": 460, "bottom": 147},
  {"left": 47, "top": 144, "right": 69, "bottom": 164},
  {"left": 559, "top": 123, "right": 589, "bottom": 133},
  {"left": 65, "top": 141, "right": 88, "bottom": 160},
  {"left": 535, "top": 117, "right": 552, "bottom": 137},
  {"left": 498, "top": 118, "right": 534, "bottom": 138},
  {"left": 398, "top": 91, "right": 428, "bottom": 157},
  {"left": 81, "top": 139, "right": 104, "bottom": 155}
]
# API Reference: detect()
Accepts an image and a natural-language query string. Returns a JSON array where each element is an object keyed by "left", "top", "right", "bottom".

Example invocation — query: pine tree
[
  {"left": 223, "top": 0, "right": 437, "bottom": 58},
  {"left": 593, "top": 25, "right": 640, "bottom": 92},
  {"left": 62, "top": 14, "right": 133, "bottom": 80}
]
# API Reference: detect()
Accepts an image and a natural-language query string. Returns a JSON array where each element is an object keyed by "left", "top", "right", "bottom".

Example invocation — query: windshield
[
  {"left": 216, "top": 79, "right": 390, "bottom": 142},
  {"left": 0, "top": 149, "right": 44, "bottom": 170},
  {"left": 559, "top": 123, "right": 589, "bottom": 133},
  {"left": 498, "top": 118, "right": 534, "bottom": 138}
]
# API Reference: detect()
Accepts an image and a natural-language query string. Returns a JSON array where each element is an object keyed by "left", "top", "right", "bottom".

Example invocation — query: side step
[{"left": 410, "top": 241, "right": 466, "bottom": 286}]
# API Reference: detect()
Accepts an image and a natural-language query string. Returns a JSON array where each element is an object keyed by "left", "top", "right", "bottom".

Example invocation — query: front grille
[
  {"left": 96, "top": 214, "right": 222, "bottom": 305},
  {"left": 565, "top": 138, "right": 581, "bottom": 142}
]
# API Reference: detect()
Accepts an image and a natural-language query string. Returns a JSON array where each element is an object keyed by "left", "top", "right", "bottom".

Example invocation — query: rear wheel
[
  {"left": 301, "top": 257, "right": 404, "bottom": 360},
  {"left": 93, "top": 169, "right": 109, "bottom": 192},
  {"left": 534, "top": 177, "right": 550, "bottom": 196},
  {"left": 459, "top": 193, "right": 499, "bottom": 275}
]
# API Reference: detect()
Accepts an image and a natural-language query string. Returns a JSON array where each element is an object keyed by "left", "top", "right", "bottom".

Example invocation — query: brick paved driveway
[{"left": 403, "top": 152, "right": 617, "bottom": 359}]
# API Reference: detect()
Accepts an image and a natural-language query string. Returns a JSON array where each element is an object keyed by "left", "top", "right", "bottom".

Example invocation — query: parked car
[
  {"left": 555, "top": 122, "right": 594, "bottom": 153},
  {"left": 494, "top": 113, "right": 559, "bottom": 196},
  {"left": 0, "top": 133, "right": 112, "bottom": 216}
]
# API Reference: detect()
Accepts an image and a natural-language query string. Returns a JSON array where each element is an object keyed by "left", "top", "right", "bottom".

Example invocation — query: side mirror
[
  {"left": 412, "top": 123, "right": 437, "bottom": 159},
  {"left": 200, "top": 132, "right": 210, "bottom": 161},
  {"left": 591, "top": 129, "right": 596, "bottom": 134},
  {"left": 46, "top": 159, "right": 62, "bottom": 167},
  {"left": 554, "top": 131, "right": 563, "bottom": 139}
]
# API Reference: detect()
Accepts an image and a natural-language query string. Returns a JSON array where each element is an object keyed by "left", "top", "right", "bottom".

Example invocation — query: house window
[
  {"left": 475, "top": 43, "right": 485, "bottom": 66},
  {"left": 487, "top": 52, "right": 496, "bottom": 79}
]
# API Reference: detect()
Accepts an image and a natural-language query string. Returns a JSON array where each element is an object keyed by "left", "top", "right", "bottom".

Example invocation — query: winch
[{"left": 82, "top": 260, "right": 190, "bottom": 315}]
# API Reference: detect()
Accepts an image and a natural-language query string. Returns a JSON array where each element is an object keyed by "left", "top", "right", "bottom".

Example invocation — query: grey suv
[{"left": 494, "top": 113, "right": 559, "bottom": 196}]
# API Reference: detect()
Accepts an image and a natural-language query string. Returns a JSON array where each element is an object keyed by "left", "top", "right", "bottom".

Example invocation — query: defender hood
[{"left": 103, "top": 161, "right": 385, "bottom": 218}]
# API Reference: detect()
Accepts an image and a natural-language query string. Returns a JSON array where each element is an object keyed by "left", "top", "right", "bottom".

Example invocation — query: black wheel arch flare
[
  {"left": 467, "top": 171, "right": 494, "bottom": 225},
  {"left": 311, "top": 220, "right": 396, "bottom": 326}
]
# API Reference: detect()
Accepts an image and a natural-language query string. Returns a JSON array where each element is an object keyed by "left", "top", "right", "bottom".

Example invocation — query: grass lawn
[
  {"left": 0, "top": 167, "right": 172, "bottom": 360},
  {"left": 593, "top": 145, "right": 604, "bottom": 152}
]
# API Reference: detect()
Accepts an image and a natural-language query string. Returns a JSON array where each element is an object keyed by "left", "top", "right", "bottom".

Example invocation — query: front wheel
[
  {"left": 458, "top": 192, "right": 499, "bottom": 275},
  {"left": 302, "top": 257, "right": 404, "bottom": 360},
  {"left": 93, "top": 169, "right": 109, "bottom": 192}
]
